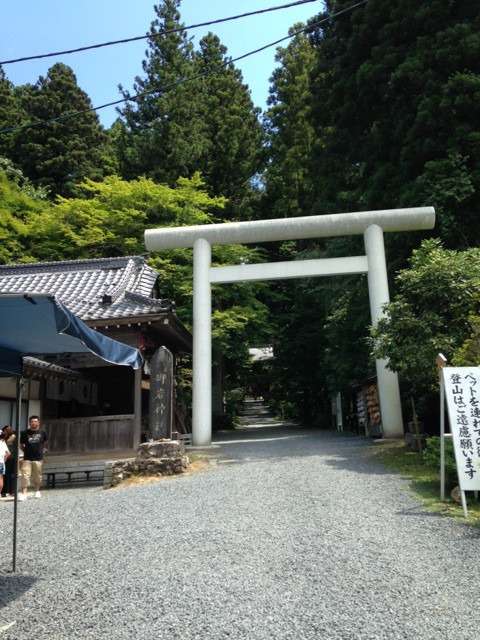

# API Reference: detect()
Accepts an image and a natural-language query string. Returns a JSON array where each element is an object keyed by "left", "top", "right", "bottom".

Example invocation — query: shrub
[{"left": 423, "top": 436, "right": 457, "bottom": 486}]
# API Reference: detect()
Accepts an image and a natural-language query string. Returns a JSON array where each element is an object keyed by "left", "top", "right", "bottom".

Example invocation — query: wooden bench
[
  {"left": 42, "top": 462, "right": 105, "bottom": 488},
  {"left": 172, "top": 432, "right": 192, "bottom": 446}
]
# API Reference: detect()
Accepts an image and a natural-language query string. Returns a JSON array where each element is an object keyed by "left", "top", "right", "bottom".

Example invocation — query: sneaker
[
  {"left": 18, "top": 493, "right": 27, "bottom": 501},
  {"left": 34, "top": 491, "right": 41, "bottom": 499}
]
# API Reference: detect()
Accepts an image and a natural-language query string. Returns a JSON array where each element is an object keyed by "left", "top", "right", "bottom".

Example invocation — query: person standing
[
  {"left": 19, "top": 415, "right": 47, "bottom": 501},
  {"left": 0, "top": 430, "right": 10, "bottom": 497},
  {"left": 1, "top": 426, "right": 15, "bottom": 497}
]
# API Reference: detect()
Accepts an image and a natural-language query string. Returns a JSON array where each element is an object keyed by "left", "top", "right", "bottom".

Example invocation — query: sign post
[
  {"left": 436, "top": 354, "right": 447, "bottom": 501},
  {"left": 442, "top": 366, "right": 480, "bottom": 518}
]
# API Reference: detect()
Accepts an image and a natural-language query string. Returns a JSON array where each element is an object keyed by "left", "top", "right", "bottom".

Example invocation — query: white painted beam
[
  {"left": 145, "top": 207, "right": 435, "bottom": 250},
  {"left": 210, "top": 256, "right": 368, "bottom": 284}
]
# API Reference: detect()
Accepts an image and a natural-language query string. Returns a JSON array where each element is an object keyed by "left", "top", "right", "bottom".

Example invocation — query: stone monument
[{"left": 149, "top": 346, "right": 174, "bottom": 439}]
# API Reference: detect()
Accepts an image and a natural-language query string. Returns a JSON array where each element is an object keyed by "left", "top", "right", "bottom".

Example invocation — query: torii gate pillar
[
  {"left": 364, "top": 224, "right": 403, "bottom": 437},
  {"left": 193, "top": 238, "right": 212, "bottom": 446}
]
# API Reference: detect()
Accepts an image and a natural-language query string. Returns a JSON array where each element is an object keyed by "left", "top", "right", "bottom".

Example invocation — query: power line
[
  {"left": 0, "top": 0, "right": 321, "bottom": 66},
  {"left": 0, "top": 1, "right": 368, "bottom": 136}
]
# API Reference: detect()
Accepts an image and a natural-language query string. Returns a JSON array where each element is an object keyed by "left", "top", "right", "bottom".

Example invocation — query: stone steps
[{"left": 237, "top": 398, "right": 279, "bottom": 427}]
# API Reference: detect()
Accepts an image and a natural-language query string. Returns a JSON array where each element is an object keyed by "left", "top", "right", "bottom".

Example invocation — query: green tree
[
  {"left": 263, "top": 26, "right": 316, "bottom": 219},
  {"left": 12, "top": 63, "right": 107, "bottom": 197},
  {"left": 0, "top": 157, "right": 49, "bottom": 200},
  {"left": 309, "top": 0, "right": 480, "bottom": 248},
  {"left": 192, "top": 33, "right": 263, "bottom": 207},
  {"left": 26, "top": 173, "right": 222, "bottom": 261},
  {"left": 262, "top": 1, "right": 480, "bottom": 425},
  {"left": 453, "top": 315, "right": 480, "bottom": 367},
  {"left": 264, "top": 241, "right": 372, "bottom": 426},
  {"left": 371, "top": 240, "right": 480, "bottom": 407},
  {"left": 0, "top": 167, "right": 47, "bottom": 264},
  {"left": 0, "top": 67, "right": 25, "bottom": 160},
  {"left": 118, "top": 2, "right": 263, "bottom": 219},
  {"left": 118, "top": 0, "right": 200, "bottom": 183}
]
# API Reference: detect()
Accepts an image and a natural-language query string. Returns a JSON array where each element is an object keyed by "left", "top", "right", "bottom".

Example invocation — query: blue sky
[{"left": 1, "top": 0, "right": 322, "bottom": 128}]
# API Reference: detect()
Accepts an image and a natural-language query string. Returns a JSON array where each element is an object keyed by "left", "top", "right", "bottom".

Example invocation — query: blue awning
[{"left": 0, "top": 294, "right": 142, "bottom": 375}]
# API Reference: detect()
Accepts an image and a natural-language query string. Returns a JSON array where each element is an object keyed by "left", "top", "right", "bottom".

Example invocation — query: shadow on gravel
[
  {"left": 396, "top": 505, "right": 447, "bottom": 518},
  {"left": 395, "top": 506, "right": 480, "bottom": 536},
  {"left": 211, "top": 426, "right": 383, "bottom": 469},
  {"left": 322, "top": 451, "right": 394, "bottom": 476},
  {"left": 0, "top": 574, "right": 36, "bottom": 608}
]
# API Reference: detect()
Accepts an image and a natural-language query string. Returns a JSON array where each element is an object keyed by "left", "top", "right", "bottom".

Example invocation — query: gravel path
[{"left": 1, "top": 424, "right": 480, "bottom": 639}]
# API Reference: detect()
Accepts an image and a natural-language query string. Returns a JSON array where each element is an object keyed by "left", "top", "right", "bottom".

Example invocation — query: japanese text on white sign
[{"left": 443, "top": 367, "right": 480, "bottom": 491}]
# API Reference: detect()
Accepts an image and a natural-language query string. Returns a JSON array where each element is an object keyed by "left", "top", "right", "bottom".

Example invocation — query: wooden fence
[{"left": 44, "top": 415, "right": 135, "bottom": 454}]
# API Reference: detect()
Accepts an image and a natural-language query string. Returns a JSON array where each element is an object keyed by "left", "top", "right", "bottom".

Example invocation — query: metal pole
[
  {"left": 436, "top": 353, "right": 447, "bottom": 501},
  {"left": 12, "top": 376, "right": 24, "bottom": 573},
  {"left": 440, "top": 373, "right": 445, "bottom": 501},
  {"left": 170, "top": 355, "right": 175, "bottom": 440},
  {"left": 192, "top": 238, "right": 212, "bottom": 446},
  {"left": 364, "top": 224, "right": 403, "bottom": 437},
  {"left": 460, "top": 490, "right": 468, "bottom": 518}
]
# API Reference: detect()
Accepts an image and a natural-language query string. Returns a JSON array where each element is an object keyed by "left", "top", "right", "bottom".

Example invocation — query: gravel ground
[{"left": 1, "top": 424, "right": 480, "bottom": 640}]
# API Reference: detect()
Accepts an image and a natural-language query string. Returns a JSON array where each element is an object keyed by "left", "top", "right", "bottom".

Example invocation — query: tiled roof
[
  {"left": 0, "top": 256, "right": 173, "bottom": 321},
  {"left": 23, "top": 356, "right": 81, "bottom": 379}
]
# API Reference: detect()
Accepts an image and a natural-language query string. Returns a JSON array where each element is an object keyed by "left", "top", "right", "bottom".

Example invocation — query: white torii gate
[{"left": 145, "top": 207, "right": 435, "bottom": 446}]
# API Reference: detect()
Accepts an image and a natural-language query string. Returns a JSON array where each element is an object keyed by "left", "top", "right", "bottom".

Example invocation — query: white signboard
[{"left": 443, "top": 367, "right": 480, "bottom": 491}]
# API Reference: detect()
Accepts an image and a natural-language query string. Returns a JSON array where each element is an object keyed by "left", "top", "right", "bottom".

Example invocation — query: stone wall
[{"left": 104, "top": 439, "right": 189, "bottom": 488}]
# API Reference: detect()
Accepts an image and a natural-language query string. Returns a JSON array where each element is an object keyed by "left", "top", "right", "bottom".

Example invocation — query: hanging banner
[{"left": 443, "top": 367, "right": 480, "bottom": 491}]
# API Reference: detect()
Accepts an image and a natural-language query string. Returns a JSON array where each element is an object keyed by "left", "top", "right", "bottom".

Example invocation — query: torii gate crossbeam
[{"left": 145, "top": 207, "right": 435, "bottom": 446}]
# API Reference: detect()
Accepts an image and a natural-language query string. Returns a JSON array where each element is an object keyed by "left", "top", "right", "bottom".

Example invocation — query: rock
[
  {"left": 451, "top": 486, "right": 461, "bottom": 504},
  {"left": 137, "top": 439, "right": 185, "bottom": 460}
]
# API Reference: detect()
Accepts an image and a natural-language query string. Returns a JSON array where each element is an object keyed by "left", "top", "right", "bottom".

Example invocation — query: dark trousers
[{"left": 2, "top": 457, "right": 15, "bottom": 495}]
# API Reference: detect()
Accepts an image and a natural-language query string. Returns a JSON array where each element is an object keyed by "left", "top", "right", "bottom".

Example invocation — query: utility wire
[
  {"left": 0, "top": 0, "right": 321, "bottom": 65},
  {"left": 0, "top": 0, "right": 367, "bottom": 136}
]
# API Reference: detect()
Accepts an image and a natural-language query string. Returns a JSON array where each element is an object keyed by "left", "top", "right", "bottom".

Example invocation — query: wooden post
[{"left": 133, "top": 367, "right": 142, "bottom": 448}]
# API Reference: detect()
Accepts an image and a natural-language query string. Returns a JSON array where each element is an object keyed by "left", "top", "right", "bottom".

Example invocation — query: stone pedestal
[{"left": 105, "top": 439, "right": 189, "bottom": 488}]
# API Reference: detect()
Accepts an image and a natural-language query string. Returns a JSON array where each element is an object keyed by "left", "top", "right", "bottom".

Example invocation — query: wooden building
[{"left": 0, "top": 256, "right": 192, "bottom": 453}]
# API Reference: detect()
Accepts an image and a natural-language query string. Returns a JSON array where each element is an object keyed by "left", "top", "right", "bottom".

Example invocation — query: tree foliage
[
  {"left": 453, "top": 316, "right": 480, "bottom": 367},
  {"left": 117, "top": 1, "right": 263, "bottom": 218},
  {"left": 308, "top": 0, "right": 480, "bottom": 247},
  {"left": 11, "top": 63, "right": 108, "bottom": 197},
  {"left": 0, "top": 66, "right": 24, "bottom": 160},
  {"left": 26, "top": 173, "right": 223, "bottom": 262},
  {"left": 264, "top": 243, "right": 371, "bottom": 425},
  {"left": 117, "top": 0, "right": 198, "bottom": 183},
  {"left": 260, "top": 1, "right": 480, "bottom": 425},
  {"left": 0, "top": 168, "right": 47, "bottom": 264},
  {"left": 371, "top": 240, "right": 480, "bottom": 397},
  {"left": 263, "top": 26, "right": 316, "bottom": 219}
]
